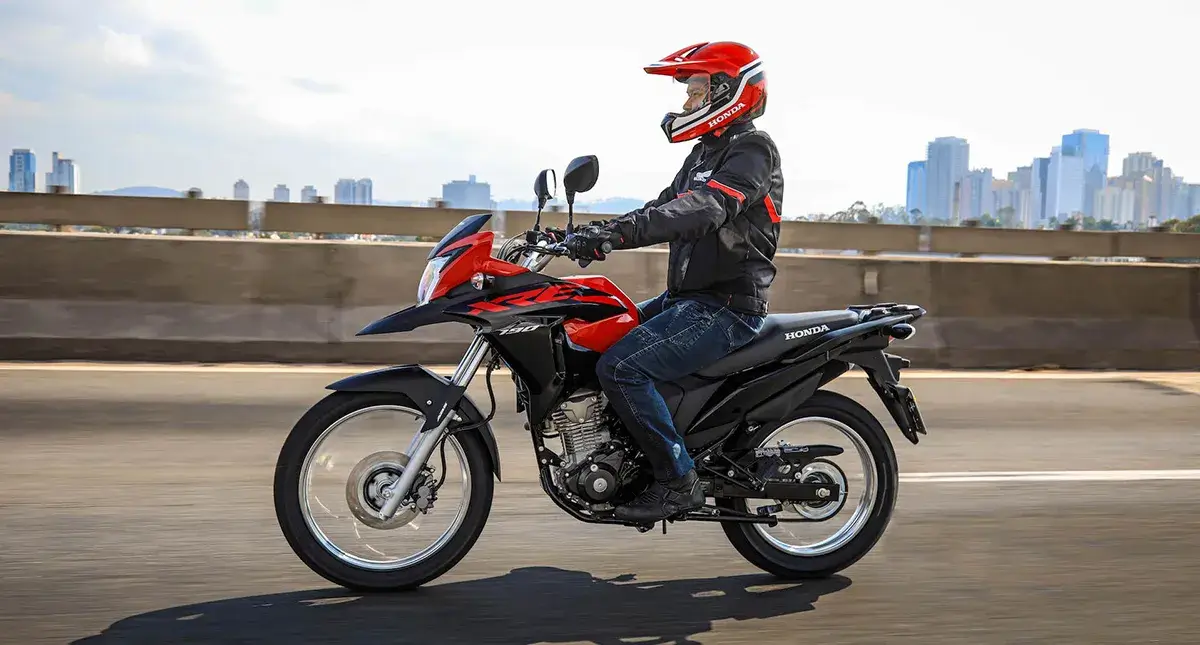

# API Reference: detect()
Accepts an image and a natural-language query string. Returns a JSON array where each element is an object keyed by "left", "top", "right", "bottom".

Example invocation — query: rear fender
[
  {"left": 326, "top": 365, "right": 502, "bottom": 481},
  {"left": 837, "top": 349, "right": 927, "bottom": 445}
]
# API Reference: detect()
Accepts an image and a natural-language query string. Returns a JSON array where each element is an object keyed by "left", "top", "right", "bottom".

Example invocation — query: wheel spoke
[
  {"left": 297, "top": 404, "right": 473, "bottom": 572},
  {"left": 748, "top": 416, "right": 879, "bottom": 557}
]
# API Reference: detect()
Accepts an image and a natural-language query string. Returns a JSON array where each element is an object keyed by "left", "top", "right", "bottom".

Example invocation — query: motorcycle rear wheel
[
  {"left": 273, "top": 391, "right": 494, "bottom": 591},
  {"left": 716, "top": 389, "right": 899, "bottom": 579}
]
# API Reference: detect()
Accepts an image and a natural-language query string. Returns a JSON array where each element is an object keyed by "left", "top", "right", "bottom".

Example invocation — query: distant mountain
[
  {"left": 373, "top": 199, "right": 428, "bottom": 207},
  {"left": 494, "top": 197, "right": 645, "bottom": 214},
  {"left": 579, "top": 197, "right": 646, "bottom": 214},
  {"left": 92, "top": 186, "right": 184, "bottom": 198},
  {"left": 84, "top": 187, "right": 645, "bottom": 214}
]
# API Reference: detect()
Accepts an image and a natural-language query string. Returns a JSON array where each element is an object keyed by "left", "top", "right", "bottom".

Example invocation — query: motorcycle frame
[{"left": 326, "top": 216, "right": 927, "bottom": 526}]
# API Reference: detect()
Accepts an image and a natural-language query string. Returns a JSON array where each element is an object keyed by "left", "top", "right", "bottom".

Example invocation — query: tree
[
  {"left": 817, "top": 201, "right": 872, "bottom": 223},
  {"left": 1167, "top": 215, "right": 1200, "bottom": 233},
  {"left": 996, "top": 206, "right": 1018, "bottom": 228}
]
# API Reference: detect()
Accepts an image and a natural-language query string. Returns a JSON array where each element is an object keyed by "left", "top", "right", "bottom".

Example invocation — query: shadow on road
[{"left": 73, "top": 566, "right": 851, "bottom": 644}]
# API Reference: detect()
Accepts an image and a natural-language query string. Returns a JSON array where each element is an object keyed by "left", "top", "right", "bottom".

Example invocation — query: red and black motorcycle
[{"left": 273, "top": 155, "right": 929, "bottom": 591}]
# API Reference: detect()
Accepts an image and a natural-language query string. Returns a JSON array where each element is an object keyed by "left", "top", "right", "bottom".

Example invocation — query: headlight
[{"left": 416, "top": 256, "right": 451, "bottom": 305}]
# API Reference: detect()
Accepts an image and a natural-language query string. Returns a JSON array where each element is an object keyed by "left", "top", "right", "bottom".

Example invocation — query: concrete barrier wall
[
  {"left": 2, "top": 230, "right": 1197, "bottom": 369},
  {"left": 3, "top": 191, "right": 1199, "bottom": 260}
]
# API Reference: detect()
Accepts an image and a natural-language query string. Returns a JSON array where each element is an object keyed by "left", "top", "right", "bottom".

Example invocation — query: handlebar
[{"left": 524, "top": 227, "right": 612, "bottom": 268}]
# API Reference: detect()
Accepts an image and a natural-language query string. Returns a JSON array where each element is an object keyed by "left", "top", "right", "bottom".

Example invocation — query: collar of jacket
[{"left": 699, "top": 121, "right": 756, "bottom": 150}]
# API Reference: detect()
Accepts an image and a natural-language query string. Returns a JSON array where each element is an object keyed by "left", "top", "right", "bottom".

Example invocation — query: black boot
[{"left": 614, "top": 469, "right": 705, "bottom": 523}]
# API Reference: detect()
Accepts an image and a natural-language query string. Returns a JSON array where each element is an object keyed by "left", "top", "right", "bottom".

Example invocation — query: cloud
[
  {"left": 0, "top": 93, "right": 41, "bottom": 120},
  {"left": 2, "top": 0, "right": 1198, "bottom": 211},
  {"left": 291, "top": 78, "right": 342, "bottom": 95},
  {"left": 101, "top": 26, "right": 153, "bottom": 67}
]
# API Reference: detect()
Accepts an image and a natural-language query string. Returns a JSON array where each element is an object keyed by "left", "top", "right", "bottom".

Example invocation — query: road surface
[{"left": 1, "top": 364, "right": 1198, "bottom": 644}]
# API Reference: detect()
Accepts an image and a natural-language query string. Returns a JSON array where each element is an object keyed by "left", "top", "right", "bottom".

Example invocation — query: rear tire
[
  {"left": 273, "top": 391, "right": 495, "bottom": 592},
  {"left": 716, "top": 389, "right": 898, "bottom": 579}
]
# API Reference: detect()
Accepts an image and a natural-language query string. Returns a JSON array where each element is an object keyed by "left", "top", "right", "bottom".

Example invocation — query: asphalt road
[{"left": 1, "top": 365, "right": 1198, "bottom": 644}]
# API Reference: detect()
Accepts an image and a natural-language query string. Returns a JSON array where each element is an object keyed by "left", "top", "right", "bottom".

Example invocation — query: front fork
[
  {"left": 376, "top": 335, "right": 491, "bottom": 520},
  {"left": 375, "top": 242, "right": 553, "bottom": 521}
]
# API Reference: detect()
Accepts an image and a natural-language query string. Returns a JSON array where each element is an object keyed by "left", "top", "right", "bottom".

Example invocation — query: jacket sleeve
[{"left": 607, "top": 135, "right": 774, "bottom": 249}]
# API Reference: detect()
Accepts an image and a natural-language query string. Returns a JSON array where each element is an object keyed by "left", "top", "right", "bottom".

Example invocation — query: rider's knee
[{"left": 595, "top": 348, "right": 620, "bottom": 386}]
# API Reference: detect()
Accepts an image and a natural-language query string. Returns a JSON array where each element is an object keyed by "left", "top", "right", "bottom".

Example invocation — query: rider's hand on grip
[{"left": 564, "top": 228, "right": 611, "bottom": 263}]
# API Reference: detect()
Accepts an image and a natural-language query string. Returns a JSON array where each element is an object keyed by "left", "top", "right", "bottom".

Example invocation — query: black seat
[{"left": 695, "top": 310, "right": 861, "bottom": 378}]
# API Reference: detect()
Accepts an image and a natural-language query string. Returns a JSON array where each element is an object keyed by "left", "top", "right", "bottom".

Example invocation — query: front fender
[{"left": 326, "top": 364, "right": 502, "bottom": 482}]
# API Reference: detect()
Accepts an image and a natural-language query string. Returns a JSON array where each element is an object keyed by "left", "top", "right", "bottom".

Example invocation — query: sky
[{"left": 1, "top": 0, "right": 1198, "bottom": 215}]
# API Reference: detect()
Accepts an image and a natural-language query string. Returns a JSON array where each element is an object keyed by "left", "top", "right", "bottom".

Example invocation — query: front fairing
[
  {"left": 356, "top": 271, "right": 557, "bottom": 337},
  {"left": 427, "top": 213, "right": 493, "bottom": 260}
]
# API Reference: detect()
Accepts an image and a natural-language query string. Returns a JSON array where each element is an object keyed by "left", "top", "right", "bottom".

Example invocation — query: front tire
[
  {"left": 273, "top": 391, "right": 495, "bottom": 591},
  {"left": 716, "top": 389, "right": 899, "bottom": 579}
]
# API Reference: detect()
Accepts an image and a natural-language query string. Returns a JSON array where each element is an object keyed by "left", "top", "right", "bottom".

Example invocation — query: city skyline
[
  {"left": 10, "top": 127, "right": 1198, "bottom": 221},
  {"left": 904, "top": 129, "right": 1199, "bottom": 229}
]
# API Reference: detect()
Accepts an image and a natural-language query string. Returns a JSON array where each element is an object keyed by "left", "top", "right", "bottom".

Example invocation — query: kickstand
[{"left": 661, "top": 520, "right": 667, "bottom": 535}]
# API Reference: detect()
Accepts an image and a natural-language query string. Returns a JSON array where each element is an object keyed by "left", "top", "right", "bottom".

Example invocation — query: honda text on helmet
[{"left": 644, "top": 41, "right": 768, "bottom": 143}]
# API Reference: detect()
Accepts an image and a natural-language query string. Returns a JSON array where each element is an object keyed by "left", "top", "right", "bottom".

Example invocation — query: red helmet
[{"left": 644, "top": 41, "right": 767, "bottom": 143}]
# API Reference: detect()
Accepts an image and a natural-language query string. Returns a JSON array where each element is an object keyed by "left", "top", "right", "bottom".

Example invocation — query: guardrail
[{"left": 1, "top": 191, "right": 1197, "bottom": 260}]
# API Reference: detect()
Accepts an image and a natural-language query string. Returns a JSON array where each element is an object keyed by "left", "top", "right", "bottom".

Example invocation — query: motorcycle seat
[{"left": 695, "top": 310, "right": 861, "bottom": 378}]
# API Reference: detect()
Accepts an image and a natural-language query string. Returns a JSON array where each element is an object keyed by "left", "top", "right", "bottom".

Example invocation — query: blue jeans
[{"left": 595, "top": 291, "right": 765, "bottom": 482}]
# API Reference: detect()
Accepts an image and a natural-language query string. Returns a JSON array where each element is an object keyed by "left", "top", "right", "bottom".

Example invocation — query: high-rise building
[
  {"left": 44, "top": 152, "right": 81, "bottom": 194},
  {"left": 272, "top": 184, "right": 290, "bottom": 202},
  {"left": 1148, "top": 161, "right": 1177, "bottom": 224},
  {"left": 442, "top": 174, "right": 492, "bottom": 210},
  {"left": 1046, "top": 146, "right": 1085, "bottom": 221},
  {"left": 1060, "top": 129, "right": 1109, "bottom": 218},
  {"left": 334, "top": 178, "right": 372, "bottom": 204},
  {"left": 301, "top": 185, "right": 318, "bottom": 203},
  {"left": 966, "top": 168, "right": 994, "bottom": 220},
  {"left": 1108, "top": 173, "right": 1156, "bottom": 228},
  {"left": 1169, "top": 177, "right": 1190, "bottom": 219},
  {"left": 1095, "top": 185, "right": 1136, "bottom": 227},
  {"left": 924, "top": 137, "right": 969, "bottom": 223},
  {"left": 1030, "top": 157, "right": 1051, "bottom": 226},
  {"left": 990, "top": 178, "right": 1016, "bottom": 223},
  {"left": 354, "top": 178, "right": 372, "bottom": 205},
  {"left": 233, "top": 179, "right": 250, "bottom": 200},
  {"left": 905, "top": 161, "right": 926, "bottom": 217},
  {"left": 8, "top": 149, "right": 36, "bottom": 192},
  {"left": 1189, "top": 184, "right": 1200, "bottom": 218},
  {"left": 335, "top": 179, "right": 356, "bottom": 204},
  {"left": 1005, "top": 166, "right": 1035, "bottom": 228},
  {"left": 1122, "top": 152, "right": 1157, "bottom": 177}
]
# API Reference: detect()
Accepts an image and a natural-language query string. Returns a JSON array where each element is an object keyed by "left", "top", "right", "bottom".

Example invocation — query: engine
[
  {"left": 550, "top": 389, "right": 611, "bottom": 468},
  {"left": 545, "top": 388, "right": 635, "bottom": 506}
]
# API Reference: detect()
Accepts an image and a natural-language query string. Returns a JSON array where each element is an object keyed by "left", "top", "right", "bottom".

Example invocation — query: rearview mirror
[
  {"left": 534, "top": 169, "right": 556, "bottom": 210},
  {"left": 563, "top": 155, "right": 599, "bottom": 204}
]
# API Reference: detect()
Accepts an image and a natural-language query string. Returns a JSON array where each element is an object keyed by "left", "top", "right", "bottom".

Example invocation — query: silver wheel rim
[
  {"left": 750, "top": 416, "right": 878, "bottom": 557},
  {"left": 298, "top": 404, "right": 472, "bottom": 571}
]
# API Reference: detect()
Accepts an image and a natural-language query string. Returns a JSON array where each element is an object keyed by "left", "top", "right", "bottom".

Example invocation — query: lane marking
[
  {"left": 900, "top": 470, "right": 1200, "bottom": 483},
  {"left": 0, "top": 362, "right": 1194, "bottom": 383}
]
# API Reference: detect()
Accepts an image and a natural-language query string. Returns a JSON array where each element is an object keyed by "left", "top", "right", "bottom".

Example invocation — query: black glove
[{"left": 565, "top": 225, "right": 616, "bottom": 262}]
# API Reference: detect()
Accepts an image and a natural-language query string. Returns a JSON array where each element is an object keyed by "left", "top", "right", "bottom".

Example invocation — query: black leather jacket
[{"left": 604, "top": 121, "right": 783, "bottom": 316}]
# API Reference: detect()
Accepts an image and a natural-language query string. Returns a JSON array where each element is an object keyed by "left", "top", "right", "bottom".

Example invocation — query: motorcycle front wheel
[{"left": 273, "top": 391, "right": 494, "bottom": 591}]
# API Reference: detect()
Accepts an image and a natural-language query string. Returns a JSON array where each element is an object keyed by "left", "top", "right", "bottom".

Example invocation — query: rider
[{"left": 565, "top": 41, "right": 784, "bottom": 523}]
